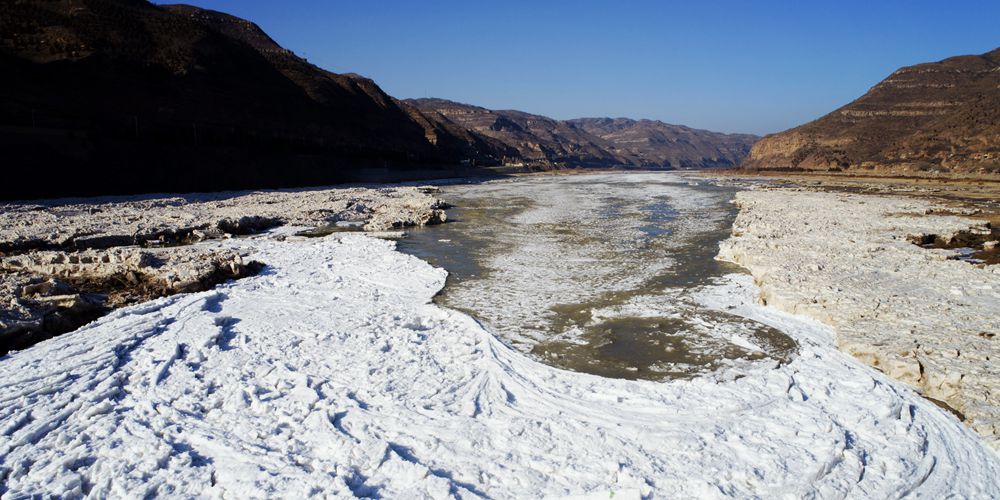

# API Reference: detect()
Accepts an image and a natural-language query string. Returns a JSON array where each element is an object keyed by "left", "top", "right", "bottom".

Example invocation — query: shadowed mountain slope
[
  {"left": 0, "top": 0, "right": 759, "bottom": 199},
  {"left": 0, "top": 0, "right": 497, "bottom": 199}
]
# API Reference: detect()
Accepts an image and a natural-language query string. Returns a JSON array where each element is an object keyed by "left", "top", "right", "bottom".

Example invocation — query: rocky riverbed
[
  {"left": 0, "top": 186, "right": 448, "bottom": 354},
  {"left": 718, "top": 187, "right": 1000, "bottom": 447}
]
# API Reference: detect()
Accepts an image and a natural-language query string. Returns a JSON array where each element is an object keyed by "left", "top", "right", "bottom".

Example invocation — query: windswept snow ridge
[{"left": 1, "top": 235, "right": 998, "bottom": 497}]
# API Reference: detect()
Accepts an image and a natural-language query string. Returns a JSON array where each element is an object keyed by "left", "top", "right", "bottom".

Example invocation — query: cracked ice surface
[{"left": 1, "top": 234, "right": 997, "bottom": 497}]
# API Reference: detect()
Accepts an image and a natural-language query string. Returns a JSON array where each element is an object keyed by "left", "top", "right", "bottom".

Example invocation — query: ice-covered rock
[
  {"left": 0, "top": 185, "right": 447, "bottom": 252},
  {"left": 0, "top": 246, "right": 258, "bottom": 354}
]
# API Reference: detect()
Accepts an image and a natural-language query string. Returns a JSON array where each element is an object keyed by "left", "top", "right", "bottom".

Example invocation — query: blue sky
[{"left": 162, "top": 1, "right": 1000, "bottom": 135}]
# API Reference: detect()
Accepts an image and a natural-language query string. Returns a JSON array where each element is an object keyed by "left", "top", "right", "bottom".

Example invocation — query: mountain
[
  {"left": 742, "top": 47, "right": 1000, "bottom": 176},
  {"left": 568, "top": 118, "right": 758, "bottom": 169},
  {"left": 0, "top": 0, "right": 758, "bottom": 200},
  {"left": 406, "top": 99, "right": 759, "bottom": 170},
  {"left": 0, "top": 0, "right": 492, "bottom": 199},
  {"left": 405, "top": 98, "right": 627, "bottom": 168}
]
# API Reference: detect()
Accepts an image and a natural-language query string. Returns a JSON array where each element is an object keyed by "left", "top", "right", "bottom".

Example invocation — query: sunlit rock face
[{"left": 742, "top": 47, "right": 1000, "bottom": 176}]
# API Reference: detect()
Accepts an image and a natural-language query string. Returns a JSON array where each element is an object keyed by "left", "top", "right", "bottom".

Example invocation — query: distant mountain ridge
[
  {"left": 568, "top": 117, "right": 758, "bottom": 169},
  {"left": 407, "top": 98, "right": 759, "bottom": 169},
  {"left": 742, "top": 47, "right": 1000, "bottom": 176},
  {"left": 404, "top": 98, "right": 626, "bottom": 168}
]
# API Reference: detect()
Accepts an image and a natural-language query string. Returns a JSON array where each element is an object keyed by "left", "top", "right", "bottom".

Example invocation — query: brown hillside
[
  {"left": 569, "top": 118, "right": 757, "bottom": 169},
  {"left": 742, "top": 47, "right": 1000, "bottom": 176},
  {"left": 407, "top": 99, "right": 758, "bottom": 169}
]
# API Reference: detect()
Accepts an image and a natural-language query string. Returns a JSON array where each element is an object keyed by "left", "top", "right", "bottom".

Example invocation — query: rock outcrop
[
  {"left": 742, "top": 47, "right": 1000, "bottom": 176},
  {"left": 0, "top": 246, "right": 258, "bottom": 354},
  {"left": 718, "top": 188, "right": 1000, "bottom": 447}
]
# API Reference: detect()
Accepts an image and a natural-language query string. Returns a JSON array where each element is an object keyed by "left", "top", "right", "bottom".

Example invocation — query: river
[{"left": 397, "top": 172, "right": 796, "bottom": 380}]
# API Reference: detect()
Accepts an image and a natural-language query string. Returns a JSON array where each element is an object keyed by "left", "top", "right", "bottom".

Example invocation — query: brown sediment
[
  {"left": 928, "top": 397, "right": 968, "bottom": 423},
  {"left": 533, "top": 310, "right": 796, "bottom": 381}
]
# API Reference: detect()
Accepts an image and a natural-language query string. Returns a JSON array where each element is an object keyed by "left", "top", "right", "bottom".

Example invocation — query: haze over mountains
[
  {"left": 0, "top": 0, "right": 756, "bottom": 200},
  {"left": 743, "top": 47, "right": 1000, "bottom": 176}
]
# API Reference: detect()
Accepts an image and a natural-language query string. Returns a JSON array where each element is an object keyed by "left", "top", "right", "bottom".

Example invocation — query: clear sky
[{"left": 159, "top": 0, "right": 1000, "bottom": 135}]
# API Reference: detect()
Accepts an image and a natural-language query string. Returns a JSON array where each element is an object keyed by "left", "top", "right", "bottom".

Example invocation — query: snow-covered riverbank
[
  {"left": 0, "top": 185, "right": 447, "bottom": 355},
  {"left": 2, "top": 233, "right": 997, "bottom": 497},
  {"left": 719, "top": 188, "right": 1000, "bottom": 448}
]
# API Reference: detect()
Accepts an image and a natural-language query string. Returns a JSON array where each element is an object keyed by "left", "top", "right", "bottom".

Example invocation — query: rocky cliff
[{"left": 742, "top": 47, "right": 1000, "bottom": 176}]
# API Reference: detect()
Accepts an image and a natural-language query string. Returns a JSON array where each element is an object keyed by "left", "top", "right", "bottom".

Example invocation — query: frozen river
[{"left": 399, "top": 172, "right": 796, "bottom": 379}]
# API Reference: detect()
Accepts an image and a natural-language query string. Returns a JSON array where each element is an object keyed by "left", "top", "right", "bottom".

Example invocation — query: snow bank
[
  {"left": 719, "top": 189, "right": 1000, "bottom": 446},
  {"left": 1, "top": 235, "right": 997, "bottom": 497}
]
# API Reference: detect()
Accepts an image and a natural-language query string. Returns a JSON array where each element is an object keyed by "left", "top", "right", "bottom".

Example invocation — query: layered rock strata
[
  {"left": 742, "top": 47, "right": 1000, "bottom": 176},
  {"left": 406, "top": 98, "right": 759, "bottom": 169}
]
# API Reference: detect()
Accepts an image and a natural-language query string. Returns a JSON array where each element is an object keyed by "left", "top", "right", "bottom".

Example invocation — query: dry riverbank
[
  {"left": 0, "top": 186, "right": 448, "bottom": 353},
  {"left": 717, "top": 186, "right": 1000, "bottom": 447}
]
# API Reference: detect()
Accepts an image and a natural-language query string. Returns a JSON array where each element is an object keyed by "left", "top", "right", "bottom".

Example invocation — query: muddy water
[{"left": 397, "top": 173, "right": 796, "bottom": 380}]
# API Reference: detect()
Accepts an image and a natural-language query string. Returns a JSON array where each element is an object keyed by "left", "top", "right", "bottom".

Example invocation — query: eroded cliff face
[{"left": 743, "top": 47, "right": 1000, "bottom": 176}]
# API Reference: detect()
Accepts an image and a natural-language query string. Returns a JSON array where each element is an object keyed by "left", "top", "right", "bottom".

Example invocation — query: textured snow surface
[
  {"left": 1, "top": 235, "right": 998, "bottom": 498},
  {"left": 719, "top": 189, "right": 1000, "bottom": 446}
]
